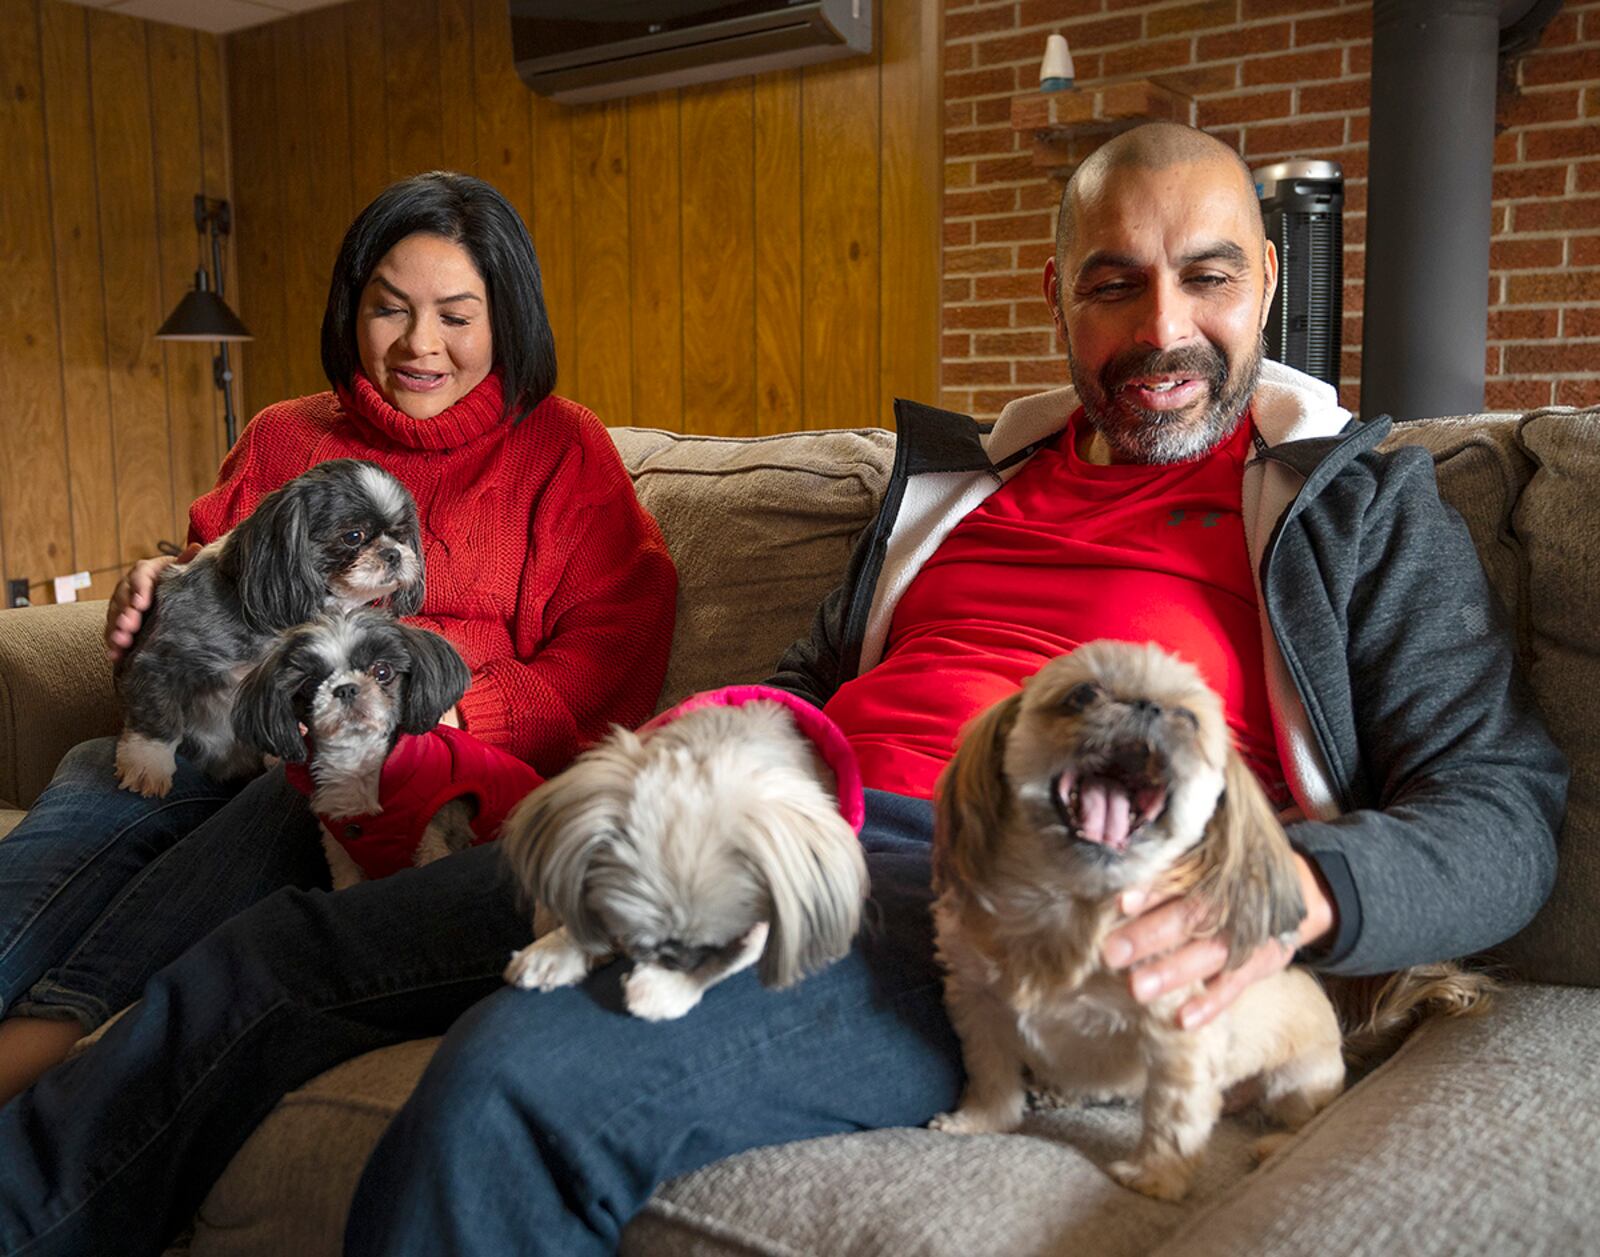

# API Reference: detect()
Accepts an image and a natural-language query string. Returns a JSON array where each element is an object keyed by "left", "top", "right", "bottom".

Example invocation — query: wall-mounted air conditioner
[{"left": 512, "top": 1, "right": 873, "bottom": 105}]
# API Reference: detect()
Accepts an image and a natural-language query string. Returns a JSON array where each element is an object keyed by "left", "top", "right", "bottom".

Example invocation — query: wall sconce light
[{"left": 157, "top": 195, "right": 251, "bottom": 447}]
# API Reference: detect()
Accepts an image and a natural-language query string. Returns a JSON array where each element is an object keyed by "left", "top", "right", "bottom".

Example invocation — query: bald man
[{"left": 0, "top": 126, "right": 1564, "bottom": 1257}]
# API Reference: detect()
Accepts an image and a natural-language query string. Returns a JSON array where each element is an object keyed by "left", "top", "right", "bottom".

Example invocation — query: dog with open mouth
[
  {"left": 927, "top": 639, "right": 1346, "bottom": 1201},
  {"left": 927, "top": 638, "right": 1494, "bottom": 1199}
]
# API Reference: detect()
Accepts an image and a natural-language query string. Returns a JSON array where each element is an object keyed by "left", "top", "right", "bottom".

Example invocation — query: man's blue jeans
[
  {"left": 0, "top": 737, "right": 324, "bottom": 1031},
  {"left": 0, "top": 790, "right": 963, "bottom": 1257}
]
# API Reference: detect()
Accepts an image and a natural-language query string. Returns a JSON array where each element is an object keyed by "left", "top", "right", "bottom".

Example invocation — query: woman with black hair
[{"left": 0, "top": 172, "right": 676, "bottom": 1104}]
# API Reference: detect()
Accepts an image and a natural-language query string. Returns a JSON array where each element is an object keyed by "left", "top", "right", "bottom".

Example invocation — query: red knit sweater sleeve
[{"left": 454, "top": 419, "right": 677, "bottom": 774}]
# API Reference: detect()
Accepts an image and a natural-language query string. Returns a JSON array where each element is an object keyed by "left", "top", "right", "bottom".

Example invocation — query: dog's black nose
[
  {"left": 380, "top": 547, "right": 402, "bottom": 569},
  {"left": 332, "top": 683, "right": 358, "bottom": 704}
]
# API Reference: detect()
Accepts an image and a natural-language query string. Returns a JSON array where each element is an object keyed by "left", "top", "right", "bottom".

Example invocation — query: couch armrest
[{"left": 0, "top": 601, "right": 119, "bottom": 808}]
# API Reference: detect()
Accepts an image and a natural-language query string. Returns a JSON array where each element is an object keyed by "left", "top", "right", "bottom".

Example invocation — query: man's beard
[{"left": 1067, "top": 336, "right": 1264, "bottom": 465}]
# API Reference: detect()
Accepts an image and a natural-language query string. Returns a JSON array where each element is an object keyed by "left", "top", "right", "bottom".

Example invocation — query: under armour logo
[{"left": 1166, "top": 510, "right": 1225, "bottom": 527}]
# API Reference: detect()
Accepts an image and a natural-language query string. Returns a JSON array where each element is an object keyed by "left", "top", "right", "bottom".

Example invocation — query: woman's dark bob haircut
[{"left": 321, "top": 171, "right": 556, "bottom": 423}]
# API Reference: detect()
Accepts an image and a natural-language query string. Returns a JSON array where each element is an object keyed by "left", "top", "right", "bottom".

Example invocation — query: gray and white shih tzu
[
  {"left": 501, "top": 686, "right": 870, "bottom": 1021},
  {"left": 114, "top": 459, "right": 423, "bottom": 797},
  {"left": 231, "top": 608, "right": 486, "bottom": 889}
]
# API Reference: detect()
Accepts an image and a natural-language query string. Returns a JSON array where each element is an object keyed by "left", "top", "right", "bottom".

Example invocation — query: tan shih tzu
[
  {"left": 927, "top": 640, "right": 1347, "bottom": 1202},
  {"left": 929, "top": 639, "right": 1493, "bottom": 1200}
]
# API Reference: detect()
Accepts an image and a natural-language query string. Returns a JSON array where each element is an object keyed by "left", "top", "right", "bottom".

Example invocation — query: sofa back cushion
[
  {"left": 1378, "top": 415, "right": 1532, "bottom": 652},
  {"left": 1366, "top": 409, "right": 1598, "bottom": 986},
  {"left": 1493, "top": 407, "right": 1600, "bottom": 986},
  {"left": 611, "top": 427, "right": 895, "bottom": 711}
]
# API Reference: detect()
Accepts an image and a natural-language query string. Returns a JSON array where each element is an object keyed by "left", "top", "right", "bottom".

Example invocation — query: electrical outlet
[{"left": 7, "top": 579, "right": 29, "bottom": 608}]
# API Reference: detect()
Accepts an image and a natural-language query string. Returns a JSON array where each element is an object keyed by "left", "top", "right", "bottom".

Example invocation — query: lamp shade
[{"left": 157, "top": 287, "right": 252, "bottom": 342}]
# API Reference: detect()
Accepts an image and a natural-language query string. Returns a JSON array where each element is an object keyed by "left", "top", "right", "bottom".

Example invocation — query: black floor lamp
[{"left": 157, "top": 195, "right": 252, "bottom": 447}]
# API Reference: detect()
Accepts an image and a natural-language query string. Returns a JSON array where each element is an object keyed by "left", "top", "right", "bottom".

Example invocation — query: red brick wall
[{"left": 941, "top": 0, "right": 1600, "bottom": 419}]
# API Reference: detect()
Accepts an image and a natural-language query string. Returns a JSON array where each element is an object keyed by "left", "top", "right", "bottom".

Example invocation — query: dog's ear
[
  {"left": 396, "top": 625, "right": 472, "bottom": 733},
  {"left": 933, "top": 690, "right": 1022, "bottom": 896},
  {"left": 499, "top": 733, "right": 638, "bottom": 953},
  {"left": 232, "top": 644, "right": 309, "bottom": 763},
  {"left": 223, "top": 478, "right": 326, "bottom": 632},
  {"left": 1186, "top": 749, "right": 1306, "bottom": 968},
  {"left": 742, "top": 799, "right": 868, "bottom": 989},
  {"left": 389, "top": 489, "right": 426, "bottom": 617}
]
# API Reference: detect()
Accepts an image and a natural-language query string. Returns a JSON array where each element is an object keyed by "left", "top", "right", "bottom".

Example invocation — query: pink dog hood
[{"left": 638, "top": 685, "right": 865, "bottom": 834}]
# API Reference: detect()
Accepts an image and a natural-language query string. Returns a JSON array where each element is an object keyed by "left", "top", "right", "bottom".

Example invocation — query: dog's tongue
[{"left": 1059, "top": 773, "right": 1165, "bottom": 853}]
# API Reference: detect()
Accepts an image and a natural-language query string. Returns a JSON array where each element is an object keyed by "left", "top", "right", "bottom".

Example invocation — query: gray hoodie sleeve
[{"left": 1279, "top": 445, "right": 1567, "bottom": 976}]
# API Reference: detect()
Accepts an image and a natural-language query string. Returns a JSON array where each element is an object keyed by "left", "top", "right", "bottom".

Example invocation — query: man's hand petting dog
[{"left": 1104, "top": 850, "right": 1336, "bottom": 1030}]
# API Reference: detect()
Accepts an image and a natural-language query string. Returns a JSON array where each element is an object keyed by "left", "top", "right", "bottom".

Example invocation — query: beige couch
[{"left": 2, "top": 409, "right": 1597, "bottom": 1255}]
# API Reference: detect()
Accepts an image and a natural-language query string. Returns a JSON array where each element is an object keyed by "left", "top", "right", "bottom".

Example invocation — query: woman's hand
[
  {"left": 1101, "top": 851, "right": 1335, "bottom": 1030},
  {"left": 105, "top": 543, "right": 201, "bottom": 662}
]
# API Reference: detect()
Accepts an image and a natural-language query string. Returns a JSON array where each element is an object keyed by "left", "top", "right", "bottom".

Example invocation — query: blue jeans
[
  {"left": 0, "top": 737, "right": 325, "bottom": 1031},
  {"left": 0, "top": 791, "right": 962, "bottom": 1257}
]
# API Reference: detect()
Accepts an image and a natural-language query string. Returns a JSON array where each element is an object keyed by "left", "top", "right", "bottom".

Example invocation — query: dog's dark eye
[
  {"left": 1171, "top": 706, "right": 1199, "bottom": 730},
  {"left": 1060, "top": 682, "right": 1099, "bottom": 714},
  {"left": 342, "top": 529, "right": 366, "bottom": 548},
  {"left": 372, "top": 661, "right": 394, "bottom": 684}
]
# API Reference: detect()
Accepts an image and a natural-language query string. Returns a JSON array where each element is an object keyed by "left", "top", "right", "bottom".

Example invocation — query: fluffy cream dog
[
  {"left": 500, "top": 687, "right": 869, "bottom": 1022},
  {"left": 927, "top": 640, "right": 1346, "bottom": 1201}
]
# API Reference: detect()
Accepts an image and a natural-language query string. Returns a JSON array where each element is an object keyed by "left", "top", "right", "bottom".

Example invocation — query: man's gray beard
[{"left": 1069, "top": 340, "right": 1265, "bottom": 465}]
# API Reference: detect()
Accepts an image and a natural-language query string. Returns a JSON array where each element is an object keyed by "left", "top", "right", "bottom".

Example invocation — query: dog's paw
[
  {"left": 928, "top": 1106, "right": 1018, "bottom": 1136},
  {"left": 623, "top": 965, "right": 705, "bottom": 1021},
  {"left": 115, "top": 736, "right": 177, "bottom": 798},
  {"left": 1108, "top": 1156, "right": 1194, "bottom": 1202},
  {"left": 504, "top": 935, "right": 592, "bottom": 991},
  {"left": 1249, "top": 1132, "right": 1295, "bottom": 1165}
]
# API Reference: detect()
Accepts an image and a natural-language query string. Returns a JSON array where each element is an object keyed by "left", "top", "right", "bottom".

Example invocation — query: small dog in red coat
[{"left": 233, "top": 609, "right": 541, "bottom": 887}]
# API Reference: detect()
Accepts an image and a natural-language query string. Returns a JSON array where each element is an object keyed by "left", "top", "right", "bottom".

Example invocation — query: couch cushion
[
  {"left": 187, "top": 1038, "right": 443, "bottom": 1257},
  {"left": 188, "top": 1033, "right": 1270, "bottom": 1257},
  {"left": 0, "top": 600, "right": 118, "bottom": 808},
  {"left": 1492, "top": 406, "right": 1600, "bottom": 987},
  {"left": 609, "top": 428, "right": 895, "bottom": 711},
  {"left": 625, "top": 1099, "right": 1257, "bottom": 1257},
  {"left": 1151, "top": 983, "right": 1600, "bottom": 1256},
  {"left": 1376, "top": 414, "right": 1532, "bottom": 651}
]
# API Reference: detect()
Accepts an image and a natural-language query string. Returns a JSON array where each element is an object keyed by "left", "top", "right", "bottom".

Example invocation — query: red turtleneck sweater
[{"left": 187, "top": 372, "right": 677, "bottom": 777}]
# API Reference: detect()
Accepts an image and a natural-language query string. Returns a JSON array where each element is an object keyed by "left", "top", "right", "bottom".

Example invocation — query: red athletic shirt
[{"left": 823, "top": 408, "right": 1287, "bottom": 803}]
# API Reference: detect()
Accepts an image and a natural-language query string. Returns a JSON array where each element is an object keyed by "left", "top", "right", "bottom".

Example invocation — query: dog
[
  {"left": 928, "top": 640, "right": 1488, "bottom": 1202},
  {"left": 500, "top": 686, "right": 869, "bottom": 1021},
  {"left": 114, "top": 458, "right": 424, "bottom": 798},
  {"left": 232, "top": 608, "right": 541, "bottom": 889}
]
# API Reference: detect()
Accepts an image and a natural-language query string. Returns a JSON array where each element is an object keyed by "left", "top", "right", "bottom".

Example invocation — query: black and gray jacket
[{"left": 766, "top": 360, "right": 1566, "bottom": 977}]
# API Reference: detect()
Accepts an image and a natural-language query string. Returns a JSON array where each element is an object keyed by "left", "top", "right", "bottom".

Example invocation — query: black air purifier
[{"left": 1254, "top": 160, "right": 1344, "bottom": 390}]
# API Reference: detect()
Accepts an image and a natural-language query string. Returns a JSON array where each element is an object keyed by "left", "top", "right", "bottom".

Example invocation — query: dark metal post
[
  {"left": 1360, "top": 0, "right": 1500, "bottom": 421},
  {"left": 209, "top": 219, "right": 239, "bottom": 447}
]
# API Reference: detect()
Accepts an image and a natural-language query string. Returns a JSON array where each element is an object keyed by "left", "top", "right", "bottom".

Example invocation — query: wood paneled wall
[
  {"left": 225, "top": 0, "right": 942, "bottom": 434},
  {"left": 0, "top": 0, "right": 233, "bottom": 603}
]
